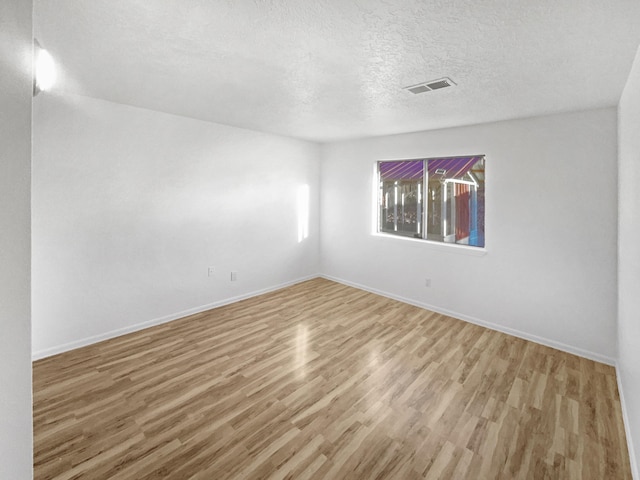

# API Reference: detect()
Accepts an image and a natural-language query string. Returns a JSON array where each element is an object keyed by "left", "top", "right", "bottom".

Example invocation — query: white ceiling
[{"left": 34, "top": 0, "right": 640, "bottom": 142}]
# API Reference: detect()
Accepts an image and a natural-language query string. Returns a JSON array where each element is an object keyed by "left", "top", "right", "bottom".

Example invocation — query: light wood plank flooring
[{"left": 33, "top": 278, "right": 632, "bottom": 479}]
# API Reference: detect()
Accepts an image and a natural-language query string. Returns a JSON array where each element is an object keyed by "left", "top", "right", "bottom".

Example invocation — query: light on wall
[
  {"left": 297, "top": 185, "right": 310, "bottom": 243},
  {"left": 33, "top": 40, "right": 56, "bottom": 95}
]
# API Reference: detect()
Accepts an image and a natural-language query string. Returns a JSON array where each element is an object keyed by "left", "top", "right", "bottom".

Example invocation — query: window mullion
[{"left": 422, "top": 159, "right": 428, "bottom": 240}]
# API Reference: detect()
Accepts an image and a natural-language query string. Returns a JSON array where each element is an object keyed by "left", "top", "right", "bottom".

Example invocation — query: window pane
[
  {"left": 426, "top": 156, "right": 484, "bottom": 247},
  {"left": 379, "top": 160, "right": 423, "bottom": 238}
]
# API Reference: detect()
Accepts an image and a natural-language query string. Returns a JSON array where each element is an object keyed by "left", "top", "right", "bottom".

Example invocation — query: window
[{"left": 377, "top": 156, "right": 485, "bottom": 248}]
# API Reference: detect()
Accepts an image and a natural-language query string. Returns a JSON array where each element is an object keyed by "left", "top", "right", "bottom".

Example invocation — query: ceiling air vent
[
  {"left": 406, "top": 85, "right": 430, "bottom": 95},
  {"left": 404, "top": 77, "right": 456, "bottom": 94}
]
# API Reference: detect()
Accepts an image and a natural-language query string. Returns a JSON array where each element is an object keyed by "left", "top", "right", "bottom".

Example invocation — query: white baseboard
[
  {"left": 35, "top": 273, "right": 617, "bottom": 367},
  {"left": 616, "top": 364, "right": 639, "bottom": 480},
  {"left": 321, "top": 274, "right": 616, "bottom": 366},
  {"left": 32, "top": 274, "right": 319, "bottom": 361},
  {"left": 321, "top": 275, "right": 633, "bottom": 475},
  {"left": 33, "top": 272, "right": 633, "bottom": 474}
]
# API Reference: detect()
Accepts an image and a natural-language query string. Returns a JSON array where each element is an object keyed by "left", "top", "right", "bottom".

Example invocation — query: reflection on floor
[{"left": 33, "top": 278, "right": 631, "bottom": 479}]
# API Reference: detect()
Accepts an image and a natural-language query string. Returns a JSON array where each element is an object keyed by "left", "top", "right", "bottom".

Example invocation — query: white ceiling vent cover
[{"left": 405, "top": 77, "right": 456, "bottom": 94}]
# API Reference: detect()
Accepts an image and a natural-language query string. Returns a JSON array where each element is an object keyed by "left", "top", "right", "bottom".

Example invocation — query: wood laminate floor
[{"left": 33, "top": 278, "right": 632, "bottom": 479}]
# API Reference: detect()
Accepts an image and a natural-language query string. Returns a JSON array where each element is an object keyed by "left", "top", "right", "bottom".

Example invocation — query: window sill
[{"left": 372, "top": 232, "right": 487, "bottom": 256}]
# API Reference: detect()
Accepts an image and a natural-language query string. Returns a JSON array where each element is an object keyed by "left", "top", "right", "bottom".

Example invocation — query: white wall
[
  {"left": 0, "top": 0, "right": 33, "bottom": 478},
  {"left": 321, "top": 108, "right": 618, "bottom": 363},
  {"left": 618, "top": 44, "right": 640, "bottom": 479},
  {"left": 32, "top": 93, "right": 320, "bottom": 358}
]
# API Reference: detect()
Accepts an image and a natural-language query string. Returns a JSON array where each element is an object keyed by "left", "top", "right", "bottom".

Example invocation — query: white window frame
[{"left": 373, "top": 156, "right": 487, "bottom": 255}]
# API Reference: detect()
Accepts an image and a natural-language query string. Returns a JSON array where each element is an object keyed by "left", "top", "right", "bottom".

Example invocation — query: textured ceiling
[{"left": 34, "top": 0, "right": 640, "bottom": 142}]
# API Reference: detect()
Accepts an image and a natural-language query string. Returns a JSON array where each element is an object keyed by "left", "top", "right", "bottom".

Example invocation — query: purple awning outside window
[
  {"left": 427, "top": 156, "right": 481, "bottom": 179},
  {"left": 379, "top": 160, "right": 423, "bottom": 180},
  {"left": 379, "top": 156, "right": 482, "bottom": 181}
]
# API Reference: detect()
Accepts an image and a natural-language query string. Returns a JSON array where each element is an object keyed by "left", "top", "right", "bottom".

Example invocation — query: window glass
[
  {"left": 379, "top": 161, "right": 424, "bottom": 238},
  {"left": 378, "top": 156, "right": 485, "bottom": 247}
]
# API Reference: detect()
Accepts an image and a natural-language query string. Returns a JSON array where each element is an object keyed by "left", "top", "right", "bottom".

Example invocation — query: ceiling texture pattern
[{"left": 34, "top": 0, "right": 640, "bottom": 142}]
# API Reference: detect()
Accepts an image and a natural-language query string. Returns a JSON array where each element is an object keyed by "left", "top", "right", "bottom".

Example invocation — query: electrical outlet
[
  {"left": 425, "top": 278, "right": 431, "bottom": 287},
  {"left": 208, "top": 267, "right": 215, "bottom": 277},
  {"left": 231, "top": 271, "right": 238, "bottom": 282}
]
